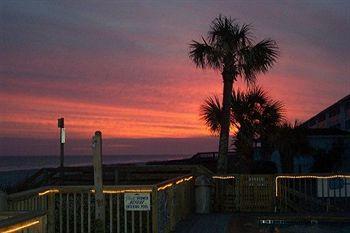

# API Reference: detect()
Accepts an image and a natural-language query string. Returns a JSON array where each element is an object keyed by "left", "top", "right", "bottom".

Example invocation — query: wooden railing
[
  {"left": 153, "top": 176, "right": 194, "bottom": 233},
  {"left": 276, "top": 174, "right": 350, "bottom": 213},
  {"left": 0, "top": 211, "right": 46, "bottom": 233},
  {"left": 4, "top": 174, "right": 195, "bottom": 233},
  {"left": 8, "top": 186, "right": 151, "bottom": 233},
  {"left": 6, "top": 172, "right": 348, "bottom": 232},
  {"left": 214, "top": 173, "right": 350, "bottom": 213},
  {"left": 213, "top": 174, "right": 274, "bottom": 212}
]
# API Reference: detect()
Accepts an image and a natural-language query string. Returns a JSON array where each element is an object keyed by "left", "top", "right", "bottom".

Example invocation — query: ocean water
[{"left": 0, "top": 154, "right": 189, "bottom": 172}]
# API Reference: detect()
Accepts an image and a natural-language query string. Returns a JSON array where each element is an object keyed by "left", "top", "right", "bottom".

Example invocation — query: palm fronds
[
  {"left": 200, "top": 95, "right": 222, "bottom": 134},
  {"left": 189, "top": 15, "right": 279, "bottom": 84}
]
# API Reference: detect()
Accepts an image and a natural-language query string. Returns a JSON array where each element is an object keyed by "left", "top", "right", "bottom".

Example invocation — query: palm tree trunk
[{"left": 217, "top": 73, "right": 234, "bottom": 174}]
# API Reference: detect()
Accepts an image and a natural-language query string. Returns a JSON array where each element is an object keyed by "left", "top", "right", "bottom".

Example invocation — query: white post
[{"left": 92, "top": 131, "right": 105, "bottom": 233}]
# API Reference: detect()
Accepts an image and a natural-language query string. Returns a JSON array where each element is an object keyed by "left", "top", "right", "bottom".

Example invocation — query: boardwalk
[
  {"left": 174, "top": 214, "right": 261, "bottom": 233},
  {"left": 175, "top": 214, "right": 232, "bottom": 233}
]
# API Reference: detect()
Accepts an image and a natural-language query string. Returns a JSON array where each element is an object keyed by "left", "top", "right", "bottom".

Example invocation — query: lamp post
[{"left": 58, "top": 118, "right": 65, "bottom": 179}]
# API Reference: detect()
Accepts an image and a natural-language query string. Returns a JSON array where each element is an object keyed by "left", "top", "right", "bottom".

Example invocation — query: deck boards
[
  {"left": 175, "top": 213, "right": 350, "bottom": 233},
  {"left": 175, "top": 214, "right": 232, "bottom": 233}
]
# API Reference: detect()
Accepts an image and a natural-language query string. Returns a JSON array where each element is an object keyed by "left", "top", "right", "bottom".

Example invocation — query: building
[
  {"left": 269, "top": 128, "right": 350, "bottom": 173},
  {"left": 295, "top": 94, "right": 350, "bottom": 173},
  {"left": 303, "top": 94, "right": 350, "bottom": 131},
  {"left": 270, "top": 95, "right": 350, "bottom": 173},
  {"left": 293, "top": 128, "right": 350, "bottom": 173}
]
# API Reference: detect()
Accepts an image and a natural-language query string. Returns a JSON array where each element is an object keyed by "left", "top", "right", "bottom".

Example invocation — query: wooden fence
[
  {"left": 4, "top": 174, "right": 194, "bottom": 233},
  {"left": 213, "top": 175, "right": 274, "bottom": 212},
  {"left": 214, "top": 173, "right": 350, "bottom": 213},
  {"left": 154, "top": 176, "right": 194, "bottom": 233},
  {"left": 4, "top": 172, "right": 349, "bottom": 232},
  {"left": 276, "top": 174, "right": 350, "bottom": 213},
  {"left": 0, "top": 211, "right": 46, "bottom": 233}
]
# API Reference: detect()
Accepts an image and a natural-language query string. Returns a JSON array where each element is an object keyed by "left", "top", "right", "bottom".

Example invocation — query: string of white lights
[
  {"left": 212, "top": 175, "right": 235, "bottom": 180},
  {"left": 275, "top": 174, "right": 350, "bottom": 197},
  {"left": 37, "top": 175, "right": 194, "bottom": 195},
  {"left": 2, "top": 220, "right": 40, "bottom": 233}
]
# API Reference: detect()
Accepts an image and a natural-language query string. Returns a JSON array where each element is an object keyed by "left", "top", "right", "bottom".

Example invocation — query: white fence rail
[{"left": 4, "top": 175, "right": 194, "bottom": 233}]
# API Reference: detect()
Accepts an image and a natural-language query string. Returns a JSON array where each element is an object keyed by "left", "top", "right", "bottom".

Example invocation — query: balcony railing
[
  {"left": 213, "top": 173, "right": 350, "bottom": 213},
  {"left": 0, "top": 211, "right": 46, "bottom": 233},
  {"left": 3, "top": 174, "right": 194, "bottom": 233}
]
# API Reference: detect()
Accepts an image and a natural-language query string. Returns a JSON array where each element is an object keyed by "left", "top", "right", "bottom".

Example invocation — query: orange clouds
[
  {"left": 1, "top": 0, "right": 349, "bottom": 150},
  {"left": 0, "top": 92, "right": 212, "bottom": 139}
]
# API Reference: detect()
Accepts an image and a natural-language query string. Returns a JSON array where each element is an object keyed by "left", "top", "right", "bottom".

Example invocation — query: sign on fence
[{"left": 124, "top": 193, "right": 151, "bottom": 211}]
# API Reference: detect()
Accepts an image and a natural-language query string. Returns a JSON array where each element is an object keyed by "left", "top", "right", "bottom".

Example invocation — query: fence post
[
  {"left": 41, "top": 215, "right": 48, "bottom": 233},
  {"left": 92, "top": 131, "right": 105, "bottom": 233},
  {"left": 273, "top": 175, "right": 277, "bottom": 213},
  {"left": 169, "top": 186, "right": 175, "bottom": 231},
  {"left": 47, "top": 193, "right": 56, "bottom": 233},
  {"left": 151, "top": 187, "right": 158, "bottom": 233}
]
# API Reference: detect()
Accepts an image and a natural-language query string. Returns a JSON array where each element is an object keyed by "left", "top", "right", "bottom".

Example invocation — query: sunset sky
[{"left": 1, "top": 0, "right": 349, "bottom": 156}]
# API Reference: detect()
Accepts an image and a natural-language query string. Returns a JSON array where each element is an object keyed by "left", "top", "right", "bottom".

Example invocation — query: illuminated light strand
[
  {"left": 38, "top": 189, "right": 59, "bottom": 196},
  {"left": 158, "top": 176, "right": 193, "bottom": 191},
  {"left": 3, "top": 220, "right": 40, "bottom": 233},
  {"left": 90, "top": 189, "right": 152, "bottom": 194},
  {"left": 37, "top": 176, "right": 193, "bottom": 196},
  {"left": 176, "top": 179, "right": 185, "bottom": 185},
  {"left": 157, "top": 183, "right": 173, "bottom": 191},
  {"left": 176, "top": 176, "right": 194, "bottom": 184},
  {"left": 275, "top": 174, "right": 350, "bottom": 197},
  {"left": 212, "top": 175, "right": 235, "bottom": 180}
]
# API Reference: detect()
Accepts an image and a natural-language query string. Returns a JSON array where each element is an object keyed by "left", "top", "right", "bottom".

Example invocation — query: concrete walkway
[{"left": 175, "top": 214, "right": 233, "bottom": 233}]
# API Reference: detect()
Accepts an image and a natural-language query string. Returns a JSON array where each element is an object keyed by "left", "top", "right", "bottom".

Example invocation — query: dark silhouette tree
[
  {"left": 267, "top": 121, "right": 309, "bottom": 172},
  {"left": 231, "top": 87, "right": 284, "bottom": 164},
  {"left": 190, "top": 15, "right": 278, "bottom": 173},
  {"left": 200, "top": 87, "right": 284, "bottom": 172}
]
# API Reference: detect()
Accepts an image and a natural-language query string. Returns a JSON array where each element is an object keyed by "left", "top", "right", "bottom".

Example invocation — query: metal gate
[{"left": 213, "top": 174, "right": 274, "bottom": 212}]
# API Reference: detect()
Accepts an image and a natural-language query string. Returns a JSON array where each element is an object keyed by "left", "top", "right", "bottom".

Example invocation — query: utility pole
[
  {"left": 92, "top": 131, "right": 105, "bottom": 232},
  {"left": 58, "top": 118, "right": 65, "bottom": 179}
]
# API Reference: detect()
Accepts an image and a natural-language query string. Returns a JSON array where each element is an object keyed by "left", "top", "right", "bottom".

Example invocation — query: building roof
[
  {"left": 306, "top": 128, "right": 350, "bottom": 136},
  {"left": 302, "top": 94, "right": 350, "bottom": 126}
]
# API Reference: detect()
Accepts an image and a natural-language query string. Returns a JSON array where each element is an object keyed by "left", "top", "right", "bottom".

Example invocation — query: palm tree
[
  {"left": 200, "top": 87, "right": 284, "bottom": 171},
  {"left": 190, "top": 15, "right": 278, "bottom": 173},
  {"left": 232, "top": 87, "right": 284, "bottom": 158},
  {"left": 268, "top": 121, "right": 309, "bottom": 172}
]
